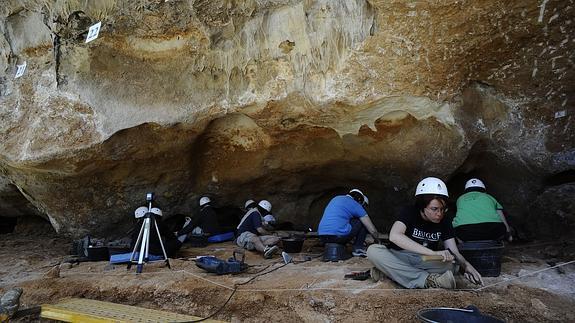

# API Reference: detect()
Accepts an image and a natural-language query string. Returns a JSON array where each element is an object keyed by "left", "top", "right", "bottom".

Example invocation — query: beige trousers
[{"left": 367, "top": 244, "right": 454, "bottom": 288}]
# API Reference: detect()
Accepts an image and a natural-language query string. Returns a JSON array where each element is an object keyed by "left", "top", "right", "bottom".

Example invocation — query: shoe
[
  {"left": 370, "top": 267, "right": 383, "bottom": 281},
  {"left": 263, "top": 245, "right": 279, "bottom": 259},
  {"left": 352, "top": 249, "right": 367, "bottom": 257},
  {"left": 424, "top": 270, "right": 456, "bottom": 289},
  {"left": 344, "top": 270, "right": 371, "bottom": 281}
]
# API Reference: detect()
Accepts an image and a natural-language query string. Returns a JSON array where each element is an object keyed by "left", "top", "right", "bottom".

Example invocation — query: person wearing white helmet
[
  {"left": 176, "top": 196, "right": 223, "bottom": 242},
  {"left": 452, "top": 178, "right": 512, "bottom": 242},
  {"left": 367, "top": 177, "right": 483, "bottom": 289},
  {"left": 318, "top": 189, "right": 382, "bottom": 257},
  {"left": 236, "top": 199, "right": 280, "bottom": 259},
  {"left": 244, "top": 199, "right": 258, "bottom": 211}
]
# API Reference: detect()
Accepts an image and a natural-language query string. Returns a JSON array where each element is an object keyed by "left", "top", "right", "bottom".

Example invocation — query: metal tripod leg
[
  {"left": 153, "top": 217, "right": 171, "bottom": 269},
  {"left": 127, "top": 219, "right": 146, "bottom": 270},
  {"left": 136, "top": 218, "right": 150, "bottom": 273}
]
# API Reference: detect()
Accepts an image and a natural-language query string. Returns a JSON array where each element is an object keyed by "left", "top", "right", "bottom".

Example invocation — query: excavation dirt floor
[{"left": 1, "top": 225, "right": 575, "bottom": 322}]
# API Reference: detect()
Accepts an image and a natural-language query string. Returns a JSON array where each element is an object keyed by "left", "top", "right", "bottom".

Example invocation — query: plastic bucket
[
  {"left": 459, "top": 240, "right": 504, "bottom": 277},
  {"left": 282, "top": 238, "right": 305, "bottom": 253},
  {"left": 322, "top": 243, "right": 351, "bottom": 262},
  {"left": 417, "top": 306, "right": 504, "bottom": 323}
]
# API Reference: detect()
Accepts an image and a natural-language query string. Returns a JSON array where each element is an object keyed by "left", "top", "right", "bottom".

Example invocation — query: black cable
[
  {"left": 182, "top": 288, "right": 237, "bottom": 323},
  {"left": 236, "top": 261, "right": 288, "bottom": 286},
  {"left": 175, "top": 260, "right": 289, "bottom": 323}
]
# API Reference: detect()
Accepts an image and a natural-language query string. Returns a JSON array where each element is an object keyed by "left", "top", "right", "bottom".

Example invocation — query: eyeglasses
[{"left": 425, "top": 206, "right": 448, "bottom": 214}]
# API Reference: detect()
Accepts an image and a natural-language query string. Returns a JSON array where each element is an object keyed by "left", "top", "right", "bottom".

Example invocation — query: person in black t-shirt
[
  {"left": 367, "top": 177, "right": 483, "bottom": 289},
  {"left": 176, "top": 196, "right": 223, "bottom": 242}
]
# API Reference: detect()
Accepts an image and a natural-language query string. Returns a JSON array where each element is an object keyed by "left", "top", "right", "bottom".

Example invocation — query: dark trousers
[
  {"left": 319, "top": 218, "right": 367, "bottom": 250},
  {"left": 454, "top": 222, "right": 507, "bottom": 241}
]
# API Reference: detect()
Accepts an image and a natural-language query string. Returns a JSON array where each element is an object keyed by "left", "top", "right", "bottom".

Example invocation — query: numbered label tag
[
  {"left": 85, "top": 22, "right": 102, "bottom": 43},
  {"left": 554, "top": 110, "right": 567, "bottom": 119},
  {"left": 14, "top": 61, "right": 27, "bottom": 78}
]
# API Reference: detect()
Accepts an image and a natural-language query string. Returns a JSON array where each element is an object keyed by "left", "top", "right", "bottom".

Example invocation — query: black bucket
[
  {"left": 459, "top": 240, "right": 504, "bottom": 277},
  {"left": 322, "top": 243, "right": 351, "bottom": 262},
  {"left": 282, "top": 238, "right": 305, "bottom": 253},
  {"left": 417, "top": 305, "right": 504, "bottom": 323}
]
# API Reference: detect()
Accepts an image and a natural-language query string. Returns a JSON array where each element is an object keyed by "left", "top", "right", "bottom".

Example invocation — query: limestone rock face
[
  {"left": 0, "top": 0, "right": 573, "bottom": 237},
  {"left": 526, "top": 182, "right": 575, "bottom": 239}
]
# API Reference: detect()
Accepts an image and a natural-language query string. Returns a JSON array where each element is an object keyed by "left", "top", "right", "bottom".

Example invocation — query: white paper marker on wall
[
  {"left": 85, "top": 22, "right": 102, "bottom": 43},
  {"left": 554, "top": 110, "right": 567, "bottom": 119},
  {"left": 15, "top": 61, "right": 27, "bottom": 78}
]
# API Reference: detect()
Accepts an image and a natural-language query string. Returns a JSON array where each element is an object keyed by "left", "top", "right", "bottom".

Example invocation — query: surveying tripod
[{"left": 128, "top": 195, "right": 171, "bottom": 273}]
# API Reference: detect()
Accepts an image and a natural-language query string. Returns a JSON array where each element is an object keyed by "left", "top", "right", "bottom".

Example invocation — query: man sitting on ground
[
  {"left": 318, "top": 189, "right": 382, "bottom": 257},
  {"left": 236, "top": 200, "right": 280, "bottom": 259}
]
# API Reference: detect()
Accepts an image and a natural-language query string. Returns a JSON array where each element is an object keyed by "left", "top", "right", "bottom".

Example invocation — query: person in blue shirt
[
  {"left": 236, "top": 200, "right": 280, "bottom": 259},
  {"left": 318, "top": 189, "right": 382, "bottom": 257}
]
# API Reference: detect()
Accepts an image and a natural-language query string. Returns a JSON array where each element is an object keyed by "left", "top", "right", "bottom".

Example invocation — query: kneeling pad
[
  {"left": 207, "top": 232, "right": 235, "bottom": 243},
  {"left": 110, "top": 252, "right": 164, "bottom": 264}
]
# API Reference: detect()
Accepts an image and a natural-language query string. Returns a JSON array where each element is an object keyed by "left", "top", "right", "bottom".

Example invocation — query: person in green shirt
[{"left": 453, "top": 178, "right": 512, "bottom": 242}]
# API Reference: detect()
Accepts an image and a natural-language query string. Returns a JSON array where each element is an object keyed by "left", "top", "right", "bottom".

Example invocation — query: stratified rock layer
[{"left": 0, "top": 0, "right": 573, "bottom": 237}]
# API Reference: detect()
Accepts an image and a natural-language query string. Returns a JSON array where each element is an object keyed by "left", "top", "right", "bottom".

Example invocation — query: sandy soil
[{"left": 1, "top": 225, "right": 575, "bottom": 322}]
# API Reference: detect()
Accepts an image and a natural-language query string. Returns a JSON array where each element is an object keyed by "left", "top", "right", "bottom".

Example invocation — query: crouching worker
[
  {"left": 367, "top": 177, "right": 483, "bottom": 289},
  {"left": 176, "top": 196, "right": 222, "bottom": 241},
  {"left": 318, "top": 189, "right": 382, "bottom": 257},
  {"left": 453, "top": 178, "right": 512, "bottom": 242},
  {"left": 236, "top": 200, "right": 280, "bottom": 259}
]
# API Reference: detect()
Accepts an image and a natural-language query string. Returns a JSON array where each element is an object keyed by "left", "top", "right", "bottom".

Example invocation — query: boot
[
  {"left": 370, "top": 267, "right": 383, "bottom": 282},
  {"left": 263, "top": 245, "right": 279, "bottom": 259},
  {"left": 424, "top": 270, "right": 456, "bottom": 289}
]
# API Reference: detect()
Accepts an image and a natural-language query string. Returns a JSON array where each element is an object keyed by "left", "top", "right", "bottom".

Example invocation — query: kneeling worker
[
  {"left": 236, "top": 200, "right": 280, "bottom": 258},
  {"left": 453, "top": 178, "right": 512, "bottom": 242},
  {"left": 367, "top": 177, "right": 483, "bottom": 289},
  {"left": 176, "top": 196, "right": 222, "bottom": 241},
  {"left": 318, "top": 189, "right": 382, "bottom": 257}
]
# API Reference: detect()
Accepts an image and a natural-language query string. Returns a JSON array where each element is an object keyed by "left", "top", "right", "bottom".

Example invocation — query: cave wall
[{"left": 0, "top": 0, "right": 573, "bottom": 237}]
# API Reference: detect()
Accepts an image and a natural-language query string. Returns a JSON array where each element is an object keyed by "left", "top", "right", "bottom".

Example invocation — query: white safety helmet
[
  {"left": 349, "top": 188, "right": 368, "bottom": 206},
  {"left": 245, "top": 199, "right": 256, "bottom": 209},
  {"left": 199, "top": 196, "right": 211, "bottom": 207},
  {"left": 415, "top": 177, "right": 449, "bottom": 197},
  {"left": 150, "top": 207, "right": 163, "bottom": 217},
  {"left": 258, "top": 200, "right": 272, "bottom": 212},
  {"left": 134, "top": 206, "right": 148, "bottom": 219},
  {"left": 465, "top": 178, "right": 486, "bottom": 190}
]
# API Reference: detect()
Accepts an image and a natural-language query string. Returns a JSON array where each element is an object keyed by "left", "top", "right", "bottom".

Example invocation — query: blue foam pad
[
  {"left": 207, "top": 232, "right": 235, "bottom": 243},
  {"left": 110, "top": 252, "right": 164, "bottom": 264}
]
